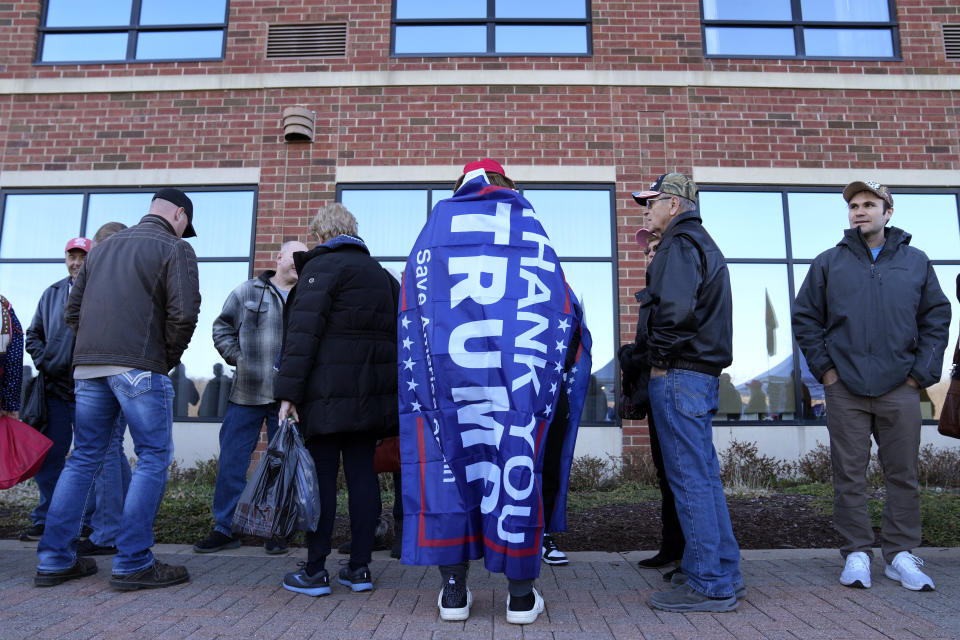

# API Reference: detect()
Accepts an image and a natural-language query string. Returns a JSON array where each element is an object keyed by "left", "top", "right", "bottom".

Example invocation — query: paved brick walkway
[{"left": 1, "top": 541, "right": 957, "bottom": 639}]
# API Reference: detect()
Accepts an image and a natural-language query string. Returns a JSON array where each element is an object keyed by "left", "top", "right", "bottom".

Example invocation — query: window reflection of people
[
  {"left": 198, "top": 363, "right": 233, "bottom": 418},
  {"left": 744, "top": 380, "right": 767, "bottom": 418},
  {"left": 170, "top": 363, "right": 198, "bottom": 418},
  {"left": 717, "top": 373, "right": 742, "bottom": 420},
  {"left": 792, "top": 180, "right": 950, "bottom": 592}
]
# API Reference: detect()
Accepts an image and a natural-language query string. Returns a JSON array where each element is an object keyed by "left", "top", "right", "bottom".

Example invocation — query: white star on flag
[
  {"left": 558, "top": 318, "right": 570, "bottom": 331},
  {"left": 549, "top": 382, "right": 557, "bottom": 394},
  {"left": 406, "top": 379, "right": 419, "bottom": 391},
  {"left": 544, "top": 403, "right": 552, "bottom": 416},
  {"left": 554, "top": 361, "right": 563, "bottom": 373},
  {"left": 402, "top": 357, "right": 415, "bottom": 371},
  {"left": 402, "top": 336, "right": 413, "bottom": 350},
  {"left": 571, "top": 366, "right": 578, "bottom": 374},
  {"left": 411, "top": 400, "right": 422, "bottom": 412},
  {"left": 401, "top": 315, "right": 411, "bottom": 329},
  {"left": 555, "top": 340, "right": 566, "bottom": 353}
]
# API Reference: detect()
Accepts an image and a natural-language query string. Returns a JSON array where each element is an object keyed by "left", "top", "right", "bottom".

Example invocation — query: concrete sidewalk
[{"left": 1, "top": 541, "right": 957, "bottom": 639}]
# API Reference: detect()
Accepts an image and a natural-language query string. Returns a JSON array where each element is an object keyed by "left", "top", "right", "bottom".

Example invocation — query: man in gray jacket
[
  {"left": 35, "top": 188, "right": 201, "bottom": 591},
  {"left": 793, "top": 180, "right": 950, "bottom": 593},
  {"left": 194, "top": 240, "right": 306, "bottom": 554}
]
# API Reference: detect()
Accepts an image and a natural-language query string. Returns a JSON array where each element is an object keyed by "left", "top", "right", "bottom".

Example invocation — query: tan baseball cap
[{"left": 843, "top": 180, "right": 893, "bottom": 207}]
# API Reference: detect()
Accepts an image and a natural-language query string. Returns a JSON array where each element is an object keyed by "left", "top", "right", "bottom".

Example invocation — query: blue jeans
[
  {"left": 90, "top": 415, "right": 132, "bottom": 547},
  {"left": 37, "top": 370, "right": 174, "bottom": 575},
  {"left": 649, "top": 369, "right": 742, "bottom": 598},
  {"left": 212, "top": 402, "right": 278, "bottom": 536},
  {"left": 30, "top": 394, "right": 74, "bottom": 525}
]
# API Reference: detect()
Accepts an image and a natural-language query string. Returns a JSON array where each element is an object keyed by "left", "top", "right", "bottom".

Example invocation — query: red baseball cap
[
  {"left": 65, "top": 237, "right": 92, "bottom": 253},
  {"left": 462, "top": 158, "right": 506, "bottom": 176}
]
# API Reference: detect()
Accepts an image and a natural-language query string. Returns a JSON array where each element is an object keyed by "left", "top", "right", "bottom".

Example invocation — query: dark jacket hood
[
  {"left": 294, "top": 234, "right": 369, "bottom": 273},
  {"left": 838, "top": 225, "right": 911, "bottom": 259}
]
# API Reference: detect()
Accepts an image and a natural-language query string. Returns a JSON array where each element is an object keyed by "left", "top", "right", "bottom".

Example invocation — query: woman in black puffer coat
[{"left": 275, "top": 202, "right": 398, "bottom": 597}]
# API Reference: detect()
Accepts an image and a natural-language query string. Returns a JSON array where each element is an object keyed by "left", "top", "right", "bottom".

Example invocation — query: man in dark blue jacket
[
  {"left": 22, "top": 236, "right": 91, "bottom": 541},
  {"left": 635, "top": 173, "right": 742, "bottom": 613},
  {"left": 793, "top": 180, "right": 950, "bottom": 593}
]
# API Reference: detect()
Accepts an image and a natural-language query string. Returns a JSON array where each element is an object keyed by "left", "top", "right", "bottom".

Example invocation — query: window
[
  {"left": 37, "top": 0, "right": 228, "bottom": 64},
  {"left": 391, "top": 0, "right": 591, "bottom": 57},
  {"left": 337, "top": 182, "right": 617, "bottom": 425},
  {"left": 699, "top": 186, "right": 960, "bottom": 424},
  {"left": 0, "top": 187, "right": 257, "bottom": 421},
  {"left": 701, "top": 0, "right": 899, "bottom": 59}
]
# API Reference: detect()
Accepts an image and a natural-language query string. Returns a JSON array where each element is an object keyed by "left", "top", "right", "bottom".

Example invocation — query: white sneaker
[
  {"left": 506, "top": 587, "right": 545, "bottom": 625},
  {"left": 840, "top": 551, "right": 871, "bottom": 589},
  {"left": 541, "top": 534, "right": 568, "bottom": 566},
  {"left": 885, "top": 552, "right": 935, "bottom": 591}
]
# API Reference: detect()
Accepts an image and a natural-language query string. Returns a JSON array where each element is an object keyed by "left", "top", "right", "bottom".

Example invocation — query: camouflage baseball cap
[
  {"left": 632, "top": 172, "right": 698, "bottom": 205},
  {"left": 842, "top": 180, "right": 893, "bottom": 207}
]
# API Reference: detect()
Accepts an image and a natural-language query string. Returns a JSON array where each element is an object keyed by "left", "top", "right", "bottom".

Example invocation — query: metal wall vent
[
  {"left": 267, "top": 23, "right": 346, "bottom": 58},
  {"left": 944, "top": 24, "right": 960, "bottom": 60}
]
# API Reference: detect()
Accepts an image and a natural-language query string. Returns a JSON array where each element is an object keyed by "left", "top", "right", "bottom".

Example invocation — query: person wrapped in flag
[{"left": 397, "top": 159, "right": 591, "bottom": 625}]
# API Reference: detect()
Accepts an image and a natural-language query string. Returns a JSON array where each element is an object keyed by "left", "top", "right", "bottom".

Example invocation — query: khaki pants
[{"left": 824, "top": 381, "right": 922, "bottom": 564}]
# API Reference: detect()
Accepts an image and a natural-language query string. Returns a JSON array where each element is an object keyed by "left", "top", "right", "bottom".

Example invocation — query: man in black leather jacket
[
  {"left": 21, "top": 236, "right": 91, "bottom": 540},
  {"left": 35, "top": 188, "right": 200, "bottom": 591},
  {"left": 635, "top": 173, "right": 742, "bottom": 613}
]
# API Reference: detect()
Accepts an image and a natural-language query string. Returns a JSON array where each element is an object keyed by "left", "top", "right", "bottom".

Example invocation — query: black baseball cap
[{"left": 152, "top": 188, "right": 196, "bottom": 238}]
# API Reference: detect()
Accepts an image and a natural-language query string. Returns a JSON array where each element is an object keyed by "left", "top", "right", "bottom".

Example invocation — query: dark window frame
[
  {"left": 701, "top": 183, "right": 960, "bottom": 426},
  {"left": 699, "top": 0, "right": 901, "bottom": 61},
  {"left": 390, "top": 0, "right": 593, "bottom": 58},
  {"left": 336, "top": 181, "right": 619, "bottom": 427},
  {"left": 35, "top": 0, "right": 229, "bottom": 65},
  {"left": 0, "top": 184, "right": 258, "bottom": 424}
]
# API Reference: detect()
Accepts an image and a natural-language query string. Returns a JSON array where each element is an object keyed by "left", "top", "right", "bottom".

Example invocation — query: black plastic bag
[
  {"left": 291, "top": 425, "right": 321, "bottom": 532},
  {"left": 21, "top": 371, "right": 47, "bottom": 434},
  {"left": 232, "top": 418, "right": 299, "bottom": 539}
]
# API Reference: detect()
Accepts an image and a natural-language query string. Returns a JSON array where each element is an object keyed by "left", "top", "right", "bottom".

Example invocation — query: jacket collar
[
  {"left": 660, "top": 209, "right": 703, "bottom": 240},
  {"left": 138, "top": 214, "right": 178, "bottom": 236},
  {"left": 294, "top": 234, "right": 369, "bottom": 273},
  {"left": 839, "top": 225, "right": 911, "bottom": 258}
]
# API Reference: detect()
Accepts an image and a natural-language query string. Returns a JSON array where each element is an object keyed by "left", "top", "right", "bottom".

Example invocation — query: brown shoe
[
  {"left": 109, "top": 560, "right": 189, "bottom": 591},
  {"left": 35, "top": 557, "right": 98, "bottom": 587}
]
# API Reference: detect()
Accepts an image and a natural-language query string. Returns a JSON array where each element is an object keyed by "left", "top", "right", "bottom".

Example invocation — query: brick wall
[{"left": 2, "top": 0, "right": 959, "bottom": 453}]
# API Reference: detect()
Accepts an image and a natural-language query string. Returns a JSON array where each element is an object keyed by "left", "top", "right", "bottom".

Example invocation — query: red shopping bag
[{"left": 0, "top": 415, "right": 53, "bottom": 489}]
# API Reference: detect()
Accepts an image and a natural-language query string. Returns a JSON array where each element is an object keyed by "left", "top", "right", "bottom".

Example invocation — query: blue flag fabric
[{"left": 398, "top": 169, "right": 591, "bottom": 580}]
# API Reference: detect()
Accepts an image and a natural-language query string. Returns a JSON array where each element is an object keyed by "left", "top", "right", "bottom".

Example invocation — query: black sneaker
[
  {"left": 541, "top": 534, "right": 568, "bottom": 566},
  {"left": 283, "top": 563, "right": 331, "bottom": 596},
  {"left": 338, "top": 565, "right": 373, "bottom": 592},
  {"left": 264, "top": 537, "right": 289, "bottom": 555},
  {"left": 637, "top": 550, "right": 682, "bottom": 569},
  {"left": 77, "top": 538, "right": 118, "bottom": 556},
  {"left": 19, "top": 523, "right": 44, "bottom": 541},
  {"left": 110, "top": 561, "right": 189, "bottom": 591},
  {"left": 193, "top": 530, "right": 241, "bottom": 554},
  {"left": 438, "top": 575, "right": 472, "bottom": 621},
  {"left": 506, "top": 587, "right": 545, "bottom": 625},
  {"left": 35, "top": 557, "right": 98, "bottom": 587},
  {"left": 79, "top": 525, "right": 94, "bottom": 540}
]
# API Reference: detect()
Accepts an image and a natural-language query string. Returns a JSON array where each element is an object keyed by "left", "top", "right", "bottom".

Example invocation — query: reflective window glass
[
  {"left": 495, "top": 26, "right": 589, "bottom": 54},
  {"left": 561, "top": 261, "right": 616, "bottom": 424},
  {"left": 181, "top": 191, "right": 254, "bottom": 257},
  {"left": 394, "top": 26, "right": 487, "bottom": 54},
  {"left": 395, "top": 0, "right": 486, "bottom": 19},
  {"left": 495, "top": 0, "right": 587, "bottom": 19},
  {"left": 139, "top": 0, "right": 228, "bottom": 25},
  {"left": 45, "top": 0, "right": 133, "bottom": 27},
  {"left": 803, "top": 28, "right": 893, "bottom": 57},
  {"left": 0, "top": 194, "right": 83, "bottom": 258},
  {"left": 0, "top": 263, "right": 73, "bottom": 374},
  {"left": 721, "top": 264, "right": 799, "bottom": 422},
  {"left": 705, "top": 27, "right": 796, "bottom": 56},
  {"left": 86, "top": 193, "right": 154, "bottom": 233},
  {"left": 699, "top": 191, "right": 786, "bottom": 259},
  {"left": 800, "top": 0, "right": 890, "bottom": 22},
  {"left": 136, "top": 30, "right": 224, "bottom": 60},
  {"left": 787, "top": 192, "right": 849, "bottom": 259},
  {"left": 522, "top": 190, "right": 611, "bottom": 258},
  {"left": 702, "top": 0, "right": 792, "bottom": 21},
  {"left": 41, "top": 33, "right": 129, "bottom": 62},
  {"left": 929, "top": 266, "right": 960, "bottom": 421},
  {"left": 341, "top": 190, "right": 427, "bottom": 258},
  {"left": 888, "top": 194, "right": 960, "bottom": 261}
]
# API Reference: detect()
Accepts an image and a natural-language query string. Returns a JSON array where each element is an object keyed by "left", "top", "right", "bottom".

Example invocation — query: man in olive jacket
[
  {"left": 793, "top": 180, "right": 950, "bottom": 593},
  {"left": 35, "top": 188, "right": 201, "bottom": 592}
]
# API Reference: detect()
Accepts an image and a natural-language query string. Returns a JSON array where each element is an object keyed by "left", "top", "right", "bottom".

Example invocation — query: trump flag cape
[{"left": 398, "top": 169, "right": 591, "bottom": 580}]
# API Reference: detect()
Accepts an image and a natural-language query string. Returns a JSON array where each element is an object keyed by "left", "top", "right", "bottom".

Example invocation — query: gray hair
[
  {"left": 308, "top": 203, "right": 358, "bottom": 241},
  {"left": 676, "top": 196, "right": 698, "bottom": 215}
]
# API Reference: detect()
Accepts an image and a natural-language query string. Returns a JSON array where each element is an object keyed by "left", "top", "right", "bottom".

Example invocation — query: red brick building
[{"left": 1, "top": 1, "right": 958, "bottom": 462}]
